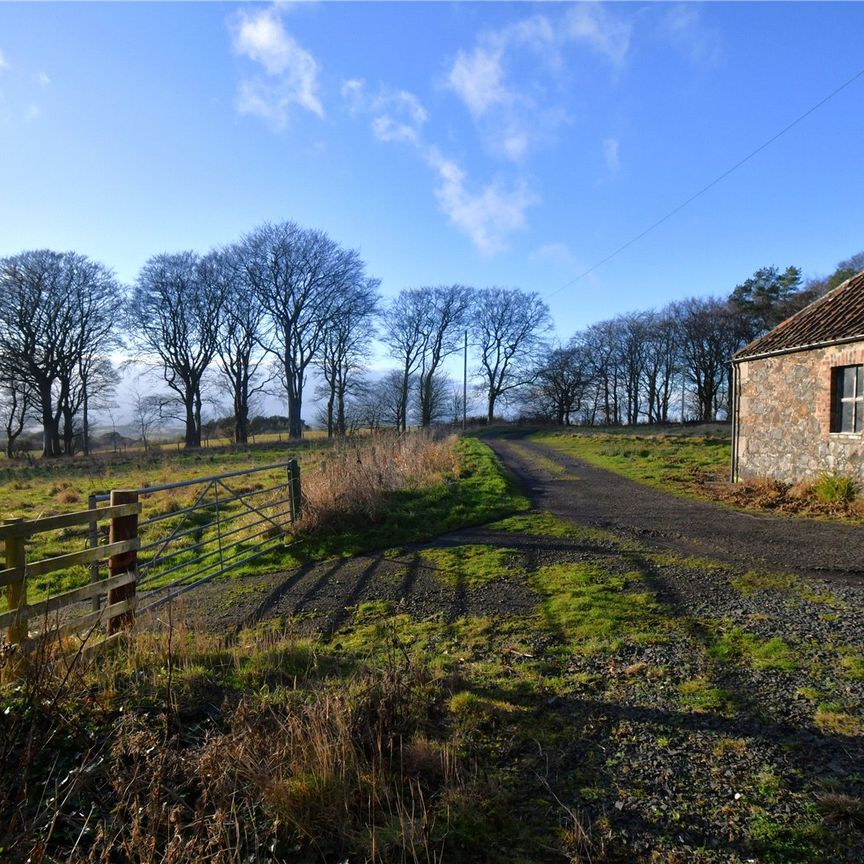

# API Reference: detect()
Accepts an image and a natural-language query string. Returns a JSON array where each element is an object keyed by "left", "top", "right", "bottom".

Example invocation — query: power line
[{"left": 546, "top": 64, "right": 864, "bottom": 300}]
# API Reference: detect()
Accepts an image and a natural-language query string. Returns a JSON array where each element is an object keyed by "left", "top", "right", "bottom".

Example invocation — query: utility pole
[{"left": 462, "top": 330, "right": 468, "bottom": 431}]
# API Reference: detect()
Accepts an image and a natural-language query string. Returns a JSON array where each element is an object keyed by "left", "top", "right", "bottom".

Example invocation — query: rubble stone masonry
[{"left": 735, "top": 341, "right": 864, "bottom": 483}]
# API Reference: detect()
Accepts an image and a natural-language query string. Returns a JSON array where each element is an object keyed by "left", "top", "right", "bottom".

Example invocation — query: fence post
[
  {"left": 88, "top": 494, "right": 100, "bottom": 612},
  {"left": 3, "top": 519, "right": 27, "bottom": 680},
  {"left": 107, "top": 490, "right": 138, "bottom": 634},
  {"left": 288, "top": 458, "right": 302, "bottom": 522}
]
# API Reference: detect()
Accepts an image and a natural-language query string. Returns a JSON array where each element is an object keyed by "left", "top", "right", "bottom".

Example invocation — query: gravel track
[{"left": 486, "top": 432, "right": 864, "bottom": 584}]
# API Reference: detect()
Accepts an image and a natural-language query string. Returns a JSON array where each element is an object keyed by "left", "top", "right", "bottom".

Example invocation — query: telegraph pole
[{"left": 462, "top": 330, "right": 468, "bottom": 430}]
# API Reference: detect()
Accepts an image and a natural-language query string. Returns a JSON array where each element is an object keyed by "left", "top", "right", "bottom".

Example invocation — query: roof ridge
[{"left": 734, "top": 268, "right": 864, "bottom": 361}]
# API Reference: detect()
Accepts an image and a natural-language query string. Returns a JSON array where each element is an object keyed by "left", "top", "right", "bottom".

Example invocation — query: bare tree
[
  {"left": 316, "top": 277, "right": 379, "bottom": 437},
  {"left": 0, "top": 370, "right": 35, "bottom": 458},
  {"left": 471, "top": 287, "right": 551, "bottom": 423},
  {"left": 526, "top": 344, "right": 588, "bottom": 425},
  {"left": 241, "top": 222, "right": 368, "bottom": 439},
  {"left": 641, "top": 306, "right": 680, "bottom": 424},
  {"left": 678, "top": 297, "right": 740, "bottom": 421},
  {"left": 0, "top": 250, "right": 121, "bottom": 457},
  {"left": 579, "top": 319, "right": 624, "bottom": 426},
  {"left": 382, "top": 290, "right": 429, "bottom": 432},
  {"left": 131, "top": 388, "right": 162, "bottom": 454},
  {"left": 209, "top": 248, "right": 270, "bottom": 446},
  {"left": 416, "top": 285, "right": 473, "bottom": 428},
  {"left": 129, "top": 252, "right": 225, "bottom": 449}
]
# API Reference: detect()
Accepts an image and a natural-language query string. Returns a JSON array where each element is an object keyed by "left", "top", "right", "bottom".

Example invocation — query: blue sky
[{"left": 1, "top": 1, "right": 863, "bottom": 343}]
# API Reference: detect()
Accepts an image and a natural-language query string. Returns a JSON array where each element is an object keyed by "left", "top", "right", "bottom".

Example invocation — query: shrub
[{"left": 813, "top": 472, "right": 859, "bottom": 504}]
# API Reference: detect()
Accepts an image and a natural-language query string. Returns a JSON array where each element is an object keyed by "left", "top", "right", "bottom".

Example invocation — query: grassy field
[
  {"left": 0, "top": 433, "right": 528, "bottom": 607},
  {"left": 529, "top": 425, "right": 864, "bottom": 522},
  {"left": 529, "top": 425, "right": 732, "bottom": 492},
  {"left": 2, "top": 430, "right": 863, "bottom": 862}
]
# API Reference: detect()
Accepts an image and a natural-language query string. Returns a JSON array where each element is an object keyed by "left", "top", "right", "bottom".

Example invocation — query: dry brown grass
[
  {"left": 0, "top": 623, "right": 473, "bottom": 864},
  {"left": 299, "top": 432, "right": 458, "bottom": 532},
  {"left": 712, "top": 476, "right": 864, "bottom": 519}
]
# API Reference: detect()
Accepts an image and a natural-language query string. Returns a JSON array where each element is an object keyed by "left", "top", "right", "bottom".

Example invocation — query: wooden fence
[
  {"left": 1, "top": 459, "right": 302, "bottom": 683},
  {"left": 1, "top": 495, "right": 140, "bottom": 680}
]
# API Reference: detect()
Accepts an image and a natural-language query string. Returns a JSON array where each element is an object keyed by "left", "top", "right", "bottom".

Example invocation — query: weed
[
  {"left": 814, "top": 707, "right": 862, "bottom": 736},
  {"left": 732, "top": 570, "right": 797, "bottom": 594},
  {"left": 678, "top": 677, "right": 736, "bottom": 713},
  {"left": 813, "top": 472, "right": 859, "bottom": 504},
  {"left": 420, "top": 544, "right": 521, "bottom": 589}
]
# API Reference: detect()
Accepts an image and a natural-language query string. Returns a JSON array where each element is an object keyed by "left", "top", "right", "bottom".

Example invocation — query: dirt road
[{"left": 486, "top": 432, "right": 864, "bottom": 583}]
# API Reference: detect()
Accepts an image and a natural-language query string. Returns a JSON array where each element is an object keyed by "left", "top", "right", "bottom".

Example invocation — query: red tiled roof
[{"left": 734, "top": 269, "right": 864, "bottom": 361}]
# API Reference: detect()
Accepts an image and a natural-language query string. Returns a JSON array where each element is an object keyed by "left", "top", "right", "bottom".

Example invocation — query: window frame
[{"left": 830, "top": 364, "right": 864, "bottom": 434}]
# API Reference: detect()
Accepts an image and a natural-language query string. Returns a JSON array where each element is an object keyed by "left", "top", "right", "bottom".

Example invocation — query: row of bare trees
[
  {"left": 0, "top": 224, "right": 553, "bottom": 457},
  {"left": 2, "top": 236, "right": 860, "bottom": 457},
  {"left": 523, "top": 255, "right": 864, "bottom": 426},
  {"left": 523, "top": 298, "right": 742, "bottom": 426}
]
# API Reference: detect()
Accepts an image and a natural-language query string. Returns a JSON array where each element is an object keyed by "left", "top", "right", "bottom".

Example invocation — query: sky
[{"left": 1, "top": 1, "right": 863, "bottom": 382}]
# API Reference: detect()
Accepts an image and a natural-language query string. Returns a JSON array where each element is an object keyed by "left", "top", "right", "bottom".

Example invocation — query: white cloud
[
  {"left": 445, "top": 5, "right": 631, "bottom": 164},
  {"left": 343, "top": 81, "right": 535, "bottom": 253},
  {"left": 563, "top": 3, "right": 631, "bottom": 66},
  {"left": 603, "top": 137, "right": 620, "bottom": 173},
  {"left": 661, "top": 5, "right": 721, "bottom": 65},
  {"left": 533, "top": 242, "right": 577, "bottom": 267},
  {"left": 0, "top": 49, "right": 7, "bottom": 71},
  {"left": 340, "top": 78, "right": 365, "bottom": 111},
  {"left": 426, "top": 148, "right": 537, "bottom": 255},
  {"left": 341, "top": 82, "right": 428, "bottom": 145},
  {"left": 36, "top": 71, "right": 50, "bottom": 86},
  {"left": 231, "top": 5, "right": 322, "bottom": 126},
  {"left": 448, "top": 45, "right": 509, "bottom": 118}
]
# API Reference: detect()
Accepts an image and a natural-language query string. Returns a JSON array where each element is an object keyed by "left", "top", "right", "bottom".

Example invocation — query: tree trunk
[
  {"left": 486, "top": 390, "right": 496, "bottom": 425},
  {"left": 82, "top": 383, "right": 90, "bottom": 456},
  {"left": 184, "top": 394, "right": 200, "bottom": 448},
  {"left": 39, "top": 381, "right": 62, "bottom": 458}
]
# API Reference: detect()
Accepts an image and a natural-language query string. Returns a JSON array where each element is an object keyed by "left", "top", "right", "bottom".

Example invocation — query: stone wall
[{"left": 735, "top": 341, "right": 864, "bottom": 483}]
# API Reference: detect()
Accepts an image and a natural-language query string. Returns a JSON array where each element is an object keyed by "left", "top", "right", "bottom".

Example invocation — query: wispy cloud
[
  {"left": 343, "top": 80, "right": 427, "bottom": 145},
  {"left": 0, "top": 49, "right": 8, "bottom": 71},
  {"left": 426, "top": 148, "right": 536, "bottom": 255},
  {"left": 660, "top": 5, "right": 721, "bottom": 65},
  {"left": 603, "top": 137, "right": 620, "bottom": 174},
  {"left": 448, "top": 43, "right": 509, "bottom": 118},
  {"left": 231, "top": 4, "right": 322, "bottom": 127},
  {"left": 533, "top": 241, "right": 578, "bottom": 267},
  {"left": 563, "top": 3, "right": 632, "bottom": 66},
  {"left": 35, "top": 71, "right": 50, "bottom": 87},
  {"left": 445, "top": 5, "right": 632, "bottom": 162},
  {"left": 343, "top": 81, "right": 536, "bottom": 253}
]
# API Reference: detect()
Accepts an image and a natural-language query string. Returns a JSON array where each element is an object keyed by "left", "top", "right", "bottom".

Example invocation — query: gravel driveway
[{"left": 486, "top": 432, "right": 864, "bottom": 584}]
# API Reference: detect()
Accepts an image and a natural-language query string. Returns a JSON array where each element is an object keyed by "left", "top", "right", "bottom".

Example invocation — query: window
[{"left": 831, "top": 365, "right": 863, "bottom": 433}]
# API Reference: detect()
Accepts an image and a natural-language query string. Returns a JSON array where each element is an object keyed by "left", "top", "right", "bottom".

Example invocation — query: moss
[
  {"left": 420, "top": 544, "right": 522, "bottom": 589},
  {"left": 531, "top": 562, "right": 666, "bottom": 655}
]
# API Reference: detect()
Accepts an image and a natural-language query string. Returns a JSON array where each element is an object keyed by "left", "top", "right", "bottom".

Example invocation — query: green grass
[
  {"left": 419, "top": 544, "right": 522, "bottom": 589},
  {"left": 708, "top": 626, "right": 799, "bottom": 672},
  {"left": 531, "top": 562, "right": 667, "bottom": 655},
  {"left": 278, "top": 438, "right": 530, "bottom": 567},
  {"left": 678, "top": 677, "right": 737, "bottom": 713},
  {"left": 3, "top": 437, "right": 529, "bottom": 608},
  {"left": 529, "top": 428, "right": 731, "bottom": 496}
]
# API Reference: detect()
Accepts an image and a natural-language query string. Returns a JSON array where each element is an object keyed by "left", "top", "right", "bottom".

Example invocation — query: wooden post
[
  {"left": 107, "top": 490, "right": 138, "bottom": 634},
  {"left": 288, "top": 458, "right": 302, "bottom": 522},
  {"left": 4, "top": 519, "right": 27, "bottom": 645},
  {"left": 88, "top": 494, "right": 100, "bottom": 612}
]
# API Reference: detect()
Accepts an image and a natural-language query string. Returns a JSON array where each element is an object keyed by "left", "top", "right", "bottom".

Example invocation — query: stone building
[{"left": 731, "top": 269, "right": 864, "bottom": 483}]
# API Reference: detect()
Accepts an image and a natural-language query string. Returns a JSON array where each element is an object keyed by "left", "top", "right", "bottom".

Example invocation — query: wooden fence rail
[
  {"left": 2, "top": 496, "right": 140, "bottom": 680},
  {"left": 2, "top": 459, "right": 301, "bottom": 684}
]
